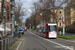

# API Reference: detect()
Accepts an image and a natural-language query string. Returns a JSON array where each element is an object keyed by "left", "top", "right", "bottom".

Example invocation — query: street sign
[{"left": 62, "top": 21, "right": 65, "bottom": 24}]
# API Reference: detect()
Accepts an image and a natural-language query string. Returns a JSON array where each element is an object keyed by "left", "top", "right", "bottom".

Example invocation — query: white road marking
[
  {"left": 16, "top": 42, "right": 22, "bottom": 50},
  {"left": 28, "top": 31, "right": 74, "bottom": 50}
]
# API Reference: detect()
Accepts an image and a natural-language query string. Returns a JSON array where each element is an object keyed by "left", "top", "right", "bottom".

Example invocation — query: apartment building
[{"left": 50, "top": 7, "right": 63, "bottom": 27}]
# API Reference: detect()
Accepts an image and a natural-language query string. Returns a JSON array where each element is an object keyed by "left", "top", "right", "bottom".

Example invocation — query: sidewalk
[
  {"left": 8, "top": 36, "right": 24, "bottom": 50},
  {"left": 0, "top": 33, "right": 25, "bottom": 50}
]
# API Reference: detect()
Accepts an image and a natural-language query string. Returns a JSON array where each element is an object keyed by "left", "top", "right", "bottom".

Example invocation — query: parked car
[{"left": 19, "top": 28, "right": 24, "bottom": 35}]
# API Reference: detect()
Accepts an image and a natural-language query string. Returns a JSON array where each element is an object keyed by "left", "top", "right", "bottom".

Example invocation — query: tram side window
[
  {"left": 43, "top": 27, "right": 45, "bottom": 32},
  {"left": 46, "top": 26, "right": 48, "bottom": 33}
]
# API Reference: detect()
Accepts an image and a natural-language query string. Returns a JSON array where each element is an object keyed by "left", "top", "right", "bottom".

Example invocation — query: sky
[{"left": 16, "top": 0, "right": 39, "bottom": 22}]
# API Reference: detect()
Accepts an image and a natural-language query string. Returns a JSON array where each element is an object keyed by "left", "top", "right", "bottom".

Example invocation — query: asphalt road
[{"left": 23, "top": 31, "right": 75, "bottom": 50}]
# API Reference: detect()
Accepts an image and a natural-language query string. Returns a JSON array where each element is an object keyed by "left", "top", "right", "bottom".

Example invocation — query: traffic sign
[{"left": 62, "top": 21, "right": 65, "bottom": 24}]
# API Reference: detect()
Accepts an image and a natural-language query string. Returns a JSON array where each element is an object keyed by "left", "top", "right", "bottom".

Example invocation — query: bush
[{"left": 31, "top": 29, "right": 37, "bottom": 32}]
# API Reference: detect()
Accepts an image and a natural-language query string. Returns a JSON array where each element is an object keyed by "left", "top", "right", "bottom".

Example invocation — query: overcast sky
[{"left": 16, "top": 0, "right": 39, "bottom": 22}]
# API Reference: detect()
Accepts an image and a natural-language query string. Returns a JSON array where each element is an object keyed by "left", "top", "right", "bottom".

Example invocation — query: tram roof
[{"left": 47, "top": 23, "right": 57, "bottom": 25}]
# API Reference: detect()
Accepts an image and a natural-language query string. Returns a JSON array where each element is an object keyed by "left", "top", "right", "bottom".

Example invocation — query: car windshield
[
  {"left": 49, "top": 25, "right": 56, "bottom": 32},
  {"left": 19, "top": 29, "right": 23, "bottom": 31}
]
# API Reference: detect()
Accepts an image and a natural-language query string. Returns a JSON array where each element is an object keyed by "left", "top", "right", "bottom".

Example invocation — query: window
[
  {"left": 46, "top": 26, "right": 48, "bottom": 32},
  {"left": 59, "top": 11, "right": 61, "bottom": 14},
  {"left": 59, "top": 23, "right": 61, "bottom": 26},
  {"left": 49, "top": 26, "right": 56, "bottom": 32},
  {"left": 59, "top": 15, "right": 62, "bottom": 20}
]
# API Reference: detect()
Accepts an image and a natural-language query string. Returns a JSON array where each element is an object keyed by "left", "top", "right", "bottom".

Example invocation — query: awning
[
  {"left": 6, "top": 27, "right": 11, "bottom": 31},
  {"left": 0, "top": 27, "right": 4, "bottom": 31},
  {"left": 0, "top": 27, "right": 11, "bottom": 31}
]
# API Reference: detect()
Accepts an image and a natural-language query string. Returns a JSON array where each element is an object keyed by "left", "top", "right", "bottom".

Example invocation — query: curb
[
  {"left": 16, "top": 41, "right": 22, "bottom": 50},
  {"left": 16, "top": 38, "right": 24, "bottom": 50}
]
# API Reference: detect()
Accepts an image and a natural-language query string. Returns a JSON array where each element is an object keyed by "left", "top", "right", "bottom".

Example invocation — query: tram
[
  {"left": 37, "top": 23, "right": 57, "bottom": 38},
  {"left": 24, "top": 27, "right": 27, "bottom": 31}
]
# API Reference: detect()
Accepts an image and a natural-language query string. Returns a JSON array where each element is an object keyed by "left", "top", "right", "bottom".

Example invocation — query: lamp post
[
  {"left": 3, "top": 8, "right": 6, "bottom": 50},
  {"left": 12, "top": 15, "right": 15, "bottom": 37},
  {"left": 63, "top": 1, "right": 65, "bottom": 35},
  {"left": 40, "top": 13, "right": 42, "bottom": 24},
  {"left": 30, "top": 24, "right": 31, "bottom": 29}
]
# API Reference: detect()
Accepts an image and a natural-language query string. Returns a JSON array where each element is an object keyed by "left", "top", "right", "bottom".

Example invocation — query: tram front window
[{"left": 49, "top": 25, "right": 56, "bottom": 32}]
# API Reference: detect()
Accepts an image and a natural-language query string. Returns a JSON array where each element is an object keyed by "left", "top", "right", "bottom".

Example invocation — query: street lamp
[
  {"left": 30, "top": 24, "right": 31, "bottom": 29},
  {"left": 12, "top": 15, "right": 15, "bottom": 37},
  {"left": 3, "top": 8, "right": 7, "bottom": 50},
  {"left": 3, "top": 8, "right": 6, "bottom": 36},
  {"left": 40, "top": 13, "right": 42, "bottom": 23},
  {"left": 63, "top": 1, "right": 65, "bottom": 35}
]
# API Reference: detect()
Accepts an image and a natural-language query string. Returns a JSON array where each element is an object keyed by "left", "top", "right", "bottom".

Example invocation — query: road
[{"left": 23, "top": 31, "right": 75, "bottom": 50}]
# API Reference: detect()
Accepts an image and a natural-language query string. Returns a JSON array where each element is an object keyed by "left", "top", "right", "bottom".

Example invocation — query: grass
[
  {"left": 58, "top": 34, "right": 75, "bottom": 39},
  {"left": 31, "top": 29, "right": 37, "bottom": 32}
]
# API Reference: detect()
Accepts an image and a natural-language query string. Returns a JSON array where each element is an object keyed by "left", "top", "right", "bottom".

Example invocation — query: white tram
[{"left": 37, "top": 23, "right": 57, "bottom": 38}]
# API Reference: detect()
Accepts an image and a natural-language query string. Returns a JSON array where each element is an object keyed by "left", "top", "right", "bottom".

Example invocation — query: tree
[
  {"left": 25, "top": 0, "right": 70, "bottom": 29},
  {"left": 15, "top": 0, "right": 26, "bottom": 26}
]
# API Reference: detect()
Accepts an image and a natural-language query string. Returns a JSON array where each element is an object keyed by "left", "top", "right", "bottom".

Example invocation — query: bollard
[
  {"left": 3, "top": 40, "right": 5, "bottom": 50},
  {"left": 10, "top": 38, "right": 12, "bottom": 45},
  {"left": 9, "top": 38, "right": 10, "bottom": 46},
  {"left": 60, "top": 31, "right": 61, "bottom": 35},
  {"left": 0, "top": 41, "right": 1, "bottom": 50},
  {"left": 6, "top": 39, "right": 8, "bottom": 50}
]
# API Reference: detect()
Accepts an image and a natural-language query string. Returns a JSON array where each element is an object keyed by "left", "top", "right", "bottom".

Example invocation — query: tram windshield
[{"left": 49, "top": 25, "right": 56, "bottom": 32}]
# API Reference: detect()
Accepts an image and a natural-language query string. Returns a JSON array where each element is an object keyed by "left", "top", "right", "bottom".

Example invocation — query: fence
[
  {"left": 0, "top": 33, "right": 21, "bottom": 50},
  {"left": 65, "top": 29, "right": 75, "bottom": 33},
  {"left": 58, "top": 28, "right": 75, "bottom": 33}
]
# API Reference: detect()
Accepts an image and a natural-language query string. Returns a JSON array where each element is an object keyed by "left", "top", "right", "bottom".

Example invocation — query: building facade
[
  {"left": 50, "top": 7, "right": 63, "bottom": 27},
  {"left": 65, "top": 8, "right": 75, "bottom": 26}
]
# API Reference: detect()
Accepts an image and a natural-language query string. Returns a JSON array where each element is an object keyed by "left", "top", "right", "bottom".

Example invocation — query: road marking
[
  {"left": 16, "top": 42, "right": 22, "bottom": 50},
  {"left": 28, "top": 31, "right": 74, "bottom": 50}
]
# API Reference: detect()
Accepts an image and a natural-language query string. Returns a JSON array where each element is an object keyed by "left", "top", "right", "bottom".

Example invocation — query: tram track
[
  {"left": 29, "top": 30, "right": 75, "bottom": 48},
  {"left": 28, "top": 32, "right": 48, "bottom": 50},
  {"left": 50, "top": 39, "right": 75, "bottom": 48},
  {"left": 28, "top": 31, "right": 75, "bottom": 50}
]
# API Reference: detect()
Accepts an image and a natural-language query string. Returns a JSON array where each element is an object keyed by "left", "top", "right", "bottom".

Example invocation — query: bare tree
[
  {"left": 25, "top": 0, "right": 70, "bottom": 29},
  {"left": 15, "top": 0, "right": 26, "bottom": 26}
]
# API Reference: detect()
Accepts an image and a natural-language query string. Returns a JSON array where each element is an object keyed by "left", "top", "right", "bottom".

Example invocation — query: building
[
  {"left": 0, "top": 0, "right": 5, "bottom": 23},
  {"left": 70, "top": 9, "right": 75, "bottom": 25},
  {"left": 10, "top": 0, "right": 15, "bottom": 37},
  {"left": 6, "top": 0, "right": 15, "bottom": 37},
  {"left": 0, "top": 0, "right": 15, "bottom": 37},
  {"left": 65, "top": 0, "right": 75, "bottom": 27},
  {"left": 50, "top": 6, "right": 75, "bottom": 27},
  {"left": 0, "top": 0, "right": 7, "bottom": 37},
  {"left": 6, "top": 0, "right": 11, "bottom": 35},
  {"left": 22, "top": 22, "right": 25, "bottom": 27},
  {"left": 50, "top": 7, "right": 63, "bottom": 27},
  {"left": 0, "top": 0, "right": 2, "bottom": 20},
  {"left": 65, "top": 8, "right": 75, "bottom": 26}
]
